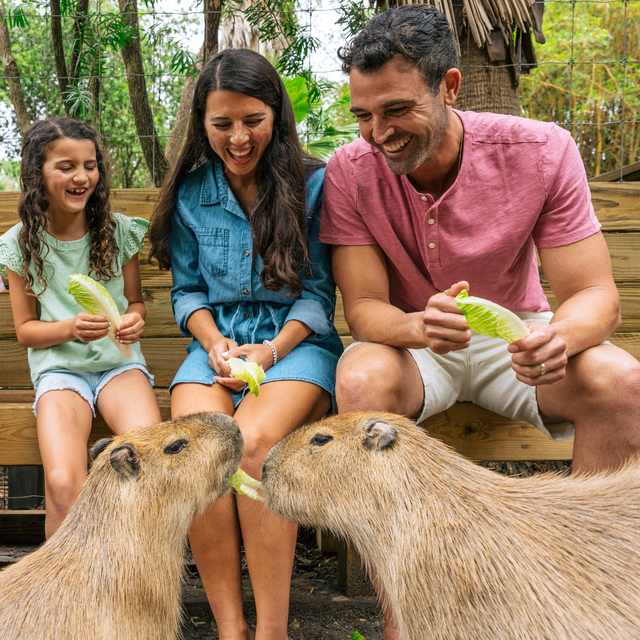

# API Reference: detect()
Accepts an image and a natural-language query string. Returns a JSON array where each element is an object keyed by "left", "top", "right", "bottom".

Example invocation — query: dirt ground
[{"left": 179, "top": 527, "right": 383, "bottom": 640}]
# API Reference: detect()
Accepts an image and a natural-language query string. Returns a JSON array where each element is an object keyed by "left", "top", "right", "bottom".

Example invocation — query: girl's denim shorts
[
  {"left": 33, "top": 364, "right": 154, "bottom": 417},
  {"left": 170, "top": 338, "right": 340, "bottom": 410}
]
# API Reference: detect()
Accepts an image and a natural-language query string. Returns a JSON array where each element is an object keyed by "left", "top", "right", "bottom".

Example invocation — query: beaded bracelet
[{"left": 263, "top": 339, "right": 278, "bottom": 367}]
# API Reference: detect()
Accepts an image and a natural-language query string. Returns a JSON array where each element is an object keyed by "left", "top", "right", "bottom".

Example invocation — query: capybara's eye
[
  {"left": 164, "top": 439, "right": 187, "bottom": 455},
  {"left": 310, "top": 434, "right": 333, "bottom": 446}
]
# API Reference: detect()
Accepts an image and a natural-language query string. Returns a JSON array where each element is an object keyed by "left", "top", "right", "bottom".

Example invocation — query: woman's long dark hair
[
  {"left": 149, "top": 49, "right": 322, "bottom": 297},
  {"left": 18, "top": 117, "right": 116, "bottom": 295}
]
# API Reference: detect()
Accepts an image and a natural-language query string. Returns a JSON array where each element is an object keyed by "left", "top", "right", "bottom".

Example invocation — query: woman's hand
[
  {"left": 212, "top": 342, "right": 274, "bottom": 392},
  {"left": 116, "top": 313, "right": 145, "bottom": 345},
  {"left": 73, "top": 312, "right": 111, "bottom": 343},
  {"left": 208, "top": 337, "right": 240, "bottom": 384}
]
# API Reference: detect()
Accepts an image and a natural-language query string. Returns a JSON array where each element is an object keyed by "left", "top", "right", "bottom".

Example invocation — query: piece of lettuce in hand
[
  {"left": 229, "top": 468, "right": 264, "bottom": 502},
  {"left": 226, "top": 356, "right": 265, "bottom": 397},
  {"left": 68, "top": 274, "right": 132, "bottom": 358},
  {"left": 455, "top": 289, "right": 530, "bottom": 344}
]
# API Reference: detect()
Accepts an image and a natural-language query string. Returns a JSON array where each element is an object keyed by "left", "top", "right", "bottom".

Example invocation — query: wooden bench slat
[
  {"left": 0, "top": 393, "right": 572, "bottom": 465},
  {"left": 0, "top": 335, "right": 359, "bottom": 387},
  {"left": 2, "top": 183, "right": 639, "bottom": 230}
]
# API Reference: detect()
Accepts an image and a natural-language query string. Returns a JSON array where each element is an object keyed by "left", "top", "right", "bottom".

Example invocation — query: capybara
[
  {"left": 0, "top": 412, "right": 243, "bottom": 640},
  {"left": 262, "top": 411, "right": 640, "bottom": 640}
]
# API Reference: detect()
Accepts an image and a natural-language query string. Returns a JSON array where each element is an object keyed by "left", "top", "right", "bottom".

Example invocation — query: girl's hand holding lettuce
[{"left": 225, "top": 356, "right": 266, "bottom": 397}]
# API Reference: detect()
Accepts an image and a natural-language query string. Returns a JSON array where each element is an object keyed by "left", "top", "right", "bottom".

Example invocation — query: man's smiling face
[{"left": 349, "top": 55, "right": 450, "bottom": 176}]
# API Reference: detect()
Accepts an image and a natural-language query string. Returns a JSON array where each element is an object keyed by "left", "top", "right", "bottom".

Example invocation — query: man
[
  {"left": 320, "top": 6, "right": 640, "bottom": 637},
  {"left": 320, "top": 7, "right": 640, "bottom": 491}
]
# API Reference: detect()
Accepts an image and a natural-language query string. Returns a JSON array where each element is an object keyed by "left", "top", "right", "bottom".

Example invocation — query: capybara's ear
[
  {"left": 363, "top": 418, "right": 397, "bottom": 450},
  {"left": 110, "top": 443, "right": 140, "bottom": 479},
  {"left": 90, "top": 438, "right": 113, "bottom": 460}
]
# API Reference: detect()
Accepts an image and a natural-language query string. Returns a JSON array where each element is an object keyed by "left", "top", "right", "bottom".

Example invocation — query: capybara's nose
[{"left": 237, "top": 428, "right": 243, "bottom": 441}]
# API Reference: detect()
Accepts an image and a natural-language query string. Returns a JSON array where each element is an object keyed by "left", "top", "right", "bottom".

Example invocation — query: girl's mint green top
[{"left": 0, "top": 212, "right": 148, "bottom": 384}]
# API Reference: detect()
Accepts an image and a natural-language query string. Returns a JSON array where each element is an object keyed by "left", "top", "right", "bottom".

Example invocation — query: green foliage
[
  {"left": 520, "top": 1, "right": 640, "bottom": 177},
  {"left": 350, "top": 633, "right": 366, "bottom": 640},
  {"left": 283, "top": 74, "right": 359, "bottom": 160},
  {"left": 0, "top": 0, "right": 198, "bottom": 187}
]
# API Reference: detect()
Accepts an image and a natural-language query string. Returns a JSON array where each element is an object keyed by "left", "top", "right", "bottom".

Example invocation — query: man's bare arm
[
  {"left": 509, "top": 231, "right": 620, "bottom": 385},
  {"left": 333, "top": 244, "right": 433, "bottom": 349}
]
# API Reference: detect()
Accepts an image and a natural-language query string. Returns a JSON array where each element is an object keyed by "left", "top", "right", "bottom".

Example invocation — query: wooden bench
[{"left": 1, "top": 183, "right": 639, "bottom": 586}]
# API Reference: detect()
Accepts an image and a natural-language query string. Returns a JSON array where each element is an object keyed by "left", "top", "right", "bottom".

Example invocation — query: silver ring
[{"left": 539, "top": 362, "right": 546, "bottom": 376}]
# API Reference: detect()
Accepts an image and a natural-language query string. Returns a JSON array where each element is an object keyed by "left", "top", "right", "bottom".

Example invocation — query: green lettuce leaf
[
  {"left": 229, "top": 468, "right": 264, "bottom": 502},
  {"left": 68, "top": 274, "right": 132, "bottom": 358},
  {"left": 226, "top": 357, "right": 265, "bottom": 397},
  {"left": 455, "top": 289, "right": 530, "bottom": 344}
]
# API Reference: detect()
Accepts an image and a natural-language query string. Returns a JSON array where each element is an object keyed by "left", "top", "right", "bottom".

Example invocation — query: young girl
[
  {"left": 0, "top": 117, "right": 161, "bottom": 538},
  {"left": 149, "top": 49, "right": 343, "bottom": 640}
]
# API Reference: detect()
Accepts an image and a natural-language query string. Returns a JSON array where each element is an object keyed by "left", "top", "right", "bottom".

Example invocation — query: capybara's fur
[
  {"left": 262, "top": 411, "right": 640, "bottom": 640},
  {"left": 0, "top": 412, "right": 243, "bottom": 640}
]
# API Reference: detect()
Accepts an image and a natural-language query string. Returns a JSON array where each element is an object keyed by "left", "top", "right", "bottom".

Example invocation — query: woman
[{"left": 149, "top": 49, "right": 343, "bottom": 640}]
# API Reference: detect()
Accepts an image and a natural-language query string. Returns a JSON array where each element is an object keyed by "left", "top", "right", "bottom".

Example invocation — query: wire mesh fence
[
  {"left": 0, "top": 0, "right": 638, "bottom": 191},
  {"left": 0, "top": 0, "right": 638, "bottom": 508}
]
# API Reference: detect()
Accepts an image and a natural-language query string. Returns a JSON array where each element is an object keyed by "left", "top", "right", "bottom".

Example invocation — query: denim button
[
  {"left": 244, "top": 250, "right": 250, "bottom": 257},
  {"left": 242, "top": 288, "right": 249, "bottom": 295}
]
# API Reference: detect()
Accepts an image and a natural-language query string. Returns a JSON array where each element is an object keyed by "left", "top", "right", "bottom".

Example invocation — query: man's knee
[
  {"left": 570, "top": 346, "right": 640, "bottom": 406},
  {"left": 336, "top": 344, "right": 423, "bottom": 414}
]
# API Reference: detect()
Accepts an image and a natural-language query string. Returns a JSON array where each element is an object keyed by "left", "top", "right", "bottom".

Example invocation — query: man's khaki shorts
[{"left": 344, "top": 311, "right": 574, "bottom": 441}]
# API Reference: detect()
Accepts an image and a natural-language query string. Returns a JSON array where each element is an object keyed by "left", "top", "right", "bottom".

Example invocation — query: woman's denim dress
[{"left": 169, "top": 157, "right": 344, "bottom": 406}]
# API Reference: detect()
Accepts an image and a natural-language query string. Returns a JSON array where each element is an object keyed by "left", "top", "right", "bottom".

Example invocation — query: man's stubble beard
[{"left": 378, "top": 103, "right": 449, "bottom": 176}]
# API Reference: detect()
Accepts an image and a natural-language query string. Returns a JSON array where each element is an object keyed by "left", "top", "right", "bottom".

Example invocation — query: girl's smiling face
[
  {"left": 42, "top": 137, "right": 99, "bottom": 219},
  {"left": 204, "top": 90, "right": 274, "bottom": 182}
]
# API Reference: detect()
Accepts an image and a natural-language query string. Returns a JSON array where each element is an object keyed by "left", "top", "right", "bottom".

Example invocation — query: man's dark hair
[{"left": 338, "top": 5, "right": 459, "bottom": 94}]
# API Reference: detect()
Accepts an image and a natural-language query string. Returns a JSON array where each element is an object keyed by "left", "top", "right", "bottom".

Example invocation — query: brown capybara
[
  {"left": 262, "top": 411, "right": 640, "bottom": 640},
  {"left": 0, "top": 412, "right": 243, "bottom": 640}
]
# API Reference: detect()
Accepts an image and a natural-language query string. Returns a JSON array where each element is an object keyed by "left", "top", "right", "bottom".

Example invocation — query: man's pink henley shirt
[{"left": 319, "top": 109, "right": 601, "bottom": 314}]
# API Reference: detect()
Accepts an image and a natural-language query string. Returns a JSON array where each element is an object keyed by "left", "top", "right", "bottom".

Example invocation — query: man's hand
[
  {"left": 422, "top": 281, "right": 472, "bottom": 354},
  {"left": 508, "top": 322, "right": 568, "bottom": 386}
]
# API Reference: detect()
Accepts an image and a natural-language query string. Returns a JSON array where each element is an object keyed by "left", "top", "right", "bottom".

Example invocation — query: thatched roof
[{"left": 387, "top": 0, "right": 545, "bottom": 56}]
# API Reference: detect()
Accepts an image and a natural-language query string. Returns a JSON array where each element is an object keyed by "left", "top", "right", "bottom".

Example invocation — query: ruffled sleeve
[
  {"left": 113, "top": 212, "right": 149, "bottom": 266},
  {"left": 0, "top": 225, "right": 27, "bottom": 280}
]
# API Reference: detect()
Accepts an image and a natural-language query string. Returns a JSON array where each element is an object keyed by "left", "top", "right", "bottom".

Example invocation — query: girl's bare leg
[
  {"left": 36, "top": 390, "right": 93, "bottom": 538},
  {"left": 96, "top": 368, "right": 162, "bottom": 435}
]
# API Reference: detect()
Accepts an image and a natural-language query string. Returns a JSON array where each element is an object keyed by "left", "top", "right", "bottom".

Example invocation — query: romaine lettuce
[{"left": 455, "top": 289, "right": 530, "bottom": 344}]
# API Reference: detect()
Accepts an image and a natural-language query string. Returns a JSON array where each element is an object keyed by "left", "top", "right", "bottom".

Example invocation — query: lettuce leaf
[
  {"left": 68, "top": 274, "right": 132, "bottom": 358},
  {"left": 455, "top": 289, "right": 530, "bottom": 344},
  {"left": 229, "top": 468, "right": 264, "bottom": 502},
  {"left": 226, "top": 357, "right": 265, "bottom": 397}
]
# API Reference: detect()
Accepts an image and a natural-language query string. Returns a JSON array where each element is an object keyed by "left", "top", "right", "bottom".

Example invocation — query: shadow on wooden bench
[{"left": 1, "top": 183, "right": 639, "bottom": 592}]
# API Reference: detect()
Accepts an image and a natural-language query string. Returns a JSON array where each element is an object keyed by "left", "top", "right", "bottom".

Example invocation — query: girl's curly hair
[{"left": 18, "top": 117, "right": 117, "bottom": 295}]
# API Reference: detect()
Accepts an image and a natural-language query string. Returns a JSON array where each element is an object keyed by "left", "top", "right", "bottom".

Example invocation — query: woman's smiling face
[{"left": 204, "top": 90, "right": 275, "bottom": 181}]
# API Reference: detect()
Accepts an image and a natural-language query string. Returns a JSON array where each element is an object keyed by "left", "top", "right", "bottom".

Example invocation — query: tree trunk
[
  {"left": 166, "top": 0, "right": 222, "bottom": 168},
  {"left": 0, "top": 2, "right": 31, "bottom": 135},
  {"left": 219, "top": 0, "right": 286, "bottom": 55},
  {"left": 69, "top": 0, "right": 90, "bottom": 83},
  {"left": 456, "top": 28, "right": 520, "bottom": 115},
  {"left": 118, "top": 0, "right": 168, "bottom": 186},
  {"left": 50, "top": 0, "right": 71, "bottom": 114}
]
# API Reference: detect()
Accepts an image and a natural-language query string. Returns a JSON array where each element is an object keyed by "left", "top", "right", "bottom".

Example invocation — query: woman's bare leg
[
  {"left": 233, "top": 381, "right": 331, "bottom": 640},
  {"left": 172, "top": 383, "right": 254, "bottom": 640}
]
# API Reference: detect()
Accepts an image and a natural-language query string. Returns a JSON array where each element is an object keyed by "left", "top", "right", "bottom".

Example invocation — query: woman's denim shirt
[{"left": 169, "top": 158, "right": 338, "bottom": 346}]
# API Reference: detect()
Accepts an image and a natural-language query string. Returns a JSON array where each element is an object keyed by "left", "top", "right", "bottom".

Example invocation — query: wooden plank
[
  {"left": 0, "top": 511, "right": 45, "bottom": 545},
  {"left": 0, "top": 392, "right": 572, "bottom": 465},
  {"left": 0, "top": 189, "right": 160, "bottom": 230},
  {"left": 0, "top": 391, "right": 171, "bottom": 465},
  {"left": 2, "top": 184, "right": 639, "bottom": 233},
  {"left": 1, "top": 288, "right": 354, "bottom": 339},
  {"left": 0, "top": 337, "right": 191, "bottom": 388},
  {"left": 589, "top": 183, "right": 640, "bottom": 230},
  {"left": 421, "top": 402, "right": 574, "bottom": 462}
]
